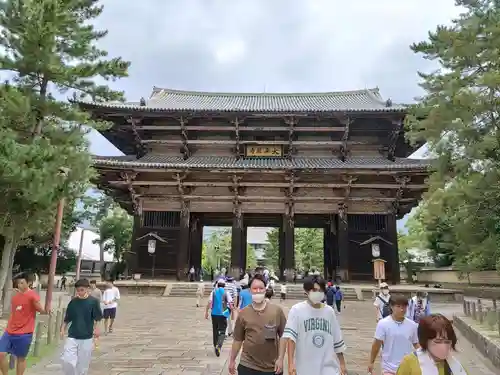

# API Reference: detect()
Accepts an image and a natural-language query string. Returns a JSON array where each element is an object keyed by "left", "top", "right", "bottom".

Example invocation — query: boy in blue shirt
[{"left": 205, "top": 280, "right": 232, "bottom": 357}]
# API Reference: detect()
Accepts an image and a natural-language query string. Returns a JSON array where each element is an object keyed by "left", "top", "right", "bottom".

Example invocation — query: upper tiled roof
[
  {"left": 93, "top": 155, "right": 430, "bottom": 171},
  {"left": 78, "top": 87, "right": 406, "bottom": 113}
]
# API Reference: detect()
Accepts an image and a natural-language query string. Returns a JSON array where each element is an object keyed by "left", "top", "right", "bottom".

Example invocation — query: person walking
[
  {"left": 283, "top": 276, "right": 348, "bottom": 375},
  {"left": 196, "top": 281, "right": 205, "bottom": 307},
  {"left": 0, "top": 273, "right": 47, "bottom": 375},
  {"left": 89, "top": 280, "right": 102, "bottom": 301},
  {"left": 228, "top": 274, "right": 287, "bottom": 375},
  {"left": 374, "top": 282, "right": 391, "bottom": 322},
  {"left": 60, "top": 275, "right": 67, "bottom": 291},
  {"left": 60, "top": 279, "right": 102, "bottom": 375},
  {"left": 368, "top": 294, "right": 419, "bottom": 375},
  {"left": 406, "top": 291, "right": 430, "bottom": 324},
  {"left": 396, "top": 314, "right": 468, "bottom": 374},
  {"left": 238, "top": 279, "right": 252, "bottom": 310},
  {"left": 334, "top": 285, "right": 344, "bottom": 313},
  {"left": 279, "top": 282, "right": 287, "bottom": 302},
  {"left": 205, "top": 279, "right": 232, "bottom": 357},
  {"left": 102, "top": 280, "right": 120, "bottom": 334},
  {"left": 225, "top": 277, "right": 238, "bottom": 336}
]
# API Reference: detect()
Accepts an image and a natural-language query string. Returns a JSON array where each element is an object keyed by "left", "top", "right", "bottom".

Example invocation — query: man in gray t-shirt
[{"left": 89, "top": 280, "right": 102, "bottom": 301}]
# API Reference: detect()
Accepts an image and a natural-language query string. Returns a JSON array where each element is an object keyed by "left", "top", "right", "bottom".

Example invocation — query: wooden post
[
  {"left": 497, "top": 310, "right": 500, "bottom": 336},
  {"left": 463, "top": 300, "right": 467, "bottom": 315},
  {"left": 471, "top": 302, "right": 477, "bottom": 320},
  {"left": 477, "top": 299, "right": 483, "bottom": 323},
  {"left": 493, "top": 299, "right": 497, "bottom": 312},
  {"left": 46, "top": 313, "right": 53, "bottom": 345},
  {"left": 337, "top": 205, "right": 349, "bottom": 282},
  {"left": 55, "top": 310, "right": 62, "bottom": 343},
  {"left": 283, "top": 212, "right": 295, "bottom": 282},
  {"left": 176, "top": 204, "right": 190, "bottom": 281},
  {"left": 386, "top": 213, "right": 400, "bottom": 284},
  {"left": 486, "top": 307, "right": 495, "bottom": 329},
  {"left": 230, "top": 209, "right": 244, "bottom": 278},
  {"left": 33, "top": 321, "right": 44, "bottom": 357}
]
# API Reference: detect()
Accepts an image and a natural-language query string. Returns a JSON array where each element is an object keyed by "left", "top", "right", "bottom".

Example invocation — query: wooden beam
[
  {"left": 138, "top": 195, "right": 416, "bottom": 203},
  {"left": 230, "top": 174, "right": 243, "bottom": 228},
  {"left": 133, "top": 125, "right": 346, "bottom": 132},
  {"left": 107, "top": 180, "right": 428, "bottom": 190},
  {"left": 140, "top": 139, "right": 364, "bottom": 146}
]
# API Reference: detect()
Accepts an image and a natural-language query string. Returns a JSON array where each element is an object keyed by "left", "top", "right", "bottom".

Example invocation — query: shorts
[
  {"left": 280, "top": 293, "right": 286, "bottom": 300},
  {"left": 0, "top": 332, "right": 33, "bottom": 358},
  {"left": 103, "top": 308, "right": 117, "bottom": 319}
]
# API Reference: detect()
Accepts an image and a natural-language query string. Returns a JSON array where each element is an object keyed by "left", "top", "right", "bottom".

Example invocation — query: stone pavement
[{"left": 26, "top": 298, "right": 498, "bottom": 375}]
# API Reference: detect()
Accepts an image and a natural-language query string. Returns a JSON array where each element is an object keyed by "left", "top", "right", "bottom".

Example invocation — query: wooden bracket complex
[
  {"left": 284, "top": 117, "right": 297, "bottom": 159},
  {"left": 232, "top": 117, "right": 242, "bottom": 160},
  {"left": 284, "top": 170, "right": 297, "bottom": 228},
  {"left": 120, "top": 171, "right": 140, "bottom": 214},
  {"left": 339, "top": 116, "right": 351, "bottom": 161},
  {"left": 387, "top": 119, "right": 404, "bottom": 161},
  {"left": 392, "top": 175, "right": 410, "bottom": 214},
  {"left": 127, "top": 117, "right": 147, "bottom": 158},
  {"left": 179, "top": 117, "right": 191, "bottom": 160}
]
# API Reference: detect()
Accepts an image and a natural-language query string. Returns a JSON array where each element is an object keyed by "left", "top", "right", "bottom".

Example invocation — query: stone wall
[
  {"left": 453, "top": 315, "right": 500, "bottom": 369},
  {"left": 416, "top": 268, "right": 500, "bottom": 286}
]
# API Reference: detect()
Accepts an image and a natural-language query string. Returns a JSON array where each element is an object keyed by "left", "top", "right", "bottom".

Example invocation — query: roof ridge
[{"left": 150, "top": 86, "right": 382, "bottom": 98}]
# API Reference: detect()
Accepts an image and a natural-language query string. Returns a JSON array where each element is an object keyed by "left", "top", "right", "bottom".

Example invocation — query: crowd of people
[
  {"left": 203, "top": 271, "right": 469, "bottom": 375},
  {"left": 0, "top": 270, "right": 470, "bottom": 375}
]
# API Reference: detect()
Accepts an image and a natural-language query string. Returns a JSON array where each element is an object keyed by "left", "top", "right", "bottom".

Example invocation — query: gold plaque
[{"left": 245, "top": 145, "right": 283, "bottom": 157}]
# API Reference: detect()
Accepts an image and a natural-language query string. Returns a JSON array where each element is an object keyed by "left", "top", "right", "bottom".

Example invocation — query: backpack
[{"left": 377, "top": 295, "right": 391, "bottom": 318}]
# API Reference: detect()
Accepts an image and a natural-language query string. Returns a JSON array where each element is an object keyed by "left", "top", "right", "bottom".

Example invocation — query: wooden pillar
[
  {"left": 230, "top": 212, "right": 244, "bottom": 277},
  {"left": 323, "top": 226, "right": 331, "bottom": 280},
  {"left": 387, "top": 214, "right": 400, "bottom": 284},
  {"left": 176, "top": 206, "right": 190, "bottom": 281},
  {"left": 337, "top": 205, "right": 349, "bottom": 282},
  {"left": 241, "top": 225, "right": 248, "bottom": 273},
  {"left": 189, "top": 216, "right": 203, "bottom": 272},
  {"left": 128, "top": 215, "right": 141, "bottom": 276},
  {"left": 279, "top": 223, "right": 285, "bottom": 281},
  {"left": 283, "top": 213, "right": 295, "bottom": 282}
]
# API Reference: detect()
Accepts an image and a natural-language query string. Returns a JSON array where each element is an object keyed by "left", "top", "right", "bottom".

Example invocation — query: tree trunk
[
  {"left": 0, "top": 234, "right": 15, "bottom": 316},
  {"left": 99, "top": 242, "right": 105, "bottom": 280},
  {"left": 2, "top": 246, "right": 16, "bottom": 317}
]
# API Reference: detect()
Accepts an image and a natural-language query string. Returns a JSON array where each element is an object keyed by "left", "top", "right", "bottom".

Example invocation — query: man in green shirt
[{"left": 60, "top": 279, "right": 102, "bottom": 375}]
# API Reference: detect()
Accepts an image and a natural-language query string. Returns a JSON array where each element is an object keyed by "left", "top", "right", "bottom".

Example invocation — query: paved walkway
[{"left": 27, "top": 298, "right": 498, "bottom": 375}]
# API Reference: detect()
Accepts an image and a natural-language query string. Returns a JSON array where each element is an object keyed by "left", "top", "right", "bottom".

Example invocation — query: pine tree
[
  {"left": 0, "top": 0, "right": 130, "bottom": 308},
  {"left": 407, "top": 0, "right": 500, "bottom": 271}
]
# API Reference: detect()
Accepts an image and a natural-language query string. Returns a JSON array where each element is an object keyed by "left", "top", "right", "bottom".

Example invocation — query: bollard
[
  {"left": 478, "top": 299, "right": 484, "bottom": 323},
  {"left": 471, "top": 302, "right": 477, "bottom": 320},
  {"left": 493, "top": 299, "right": 497, "bottom": 312},
  {"left": 55, "top": 310, "right": 62, "bottom": 343},
  {"left": 462, "top": 300, "right": 467, "bottom": 315},
  {"left": 486, "top": 307, "right": 496, "bottom": 330},
  {"left": 33, "top": 321, "right": 44, "bottom": 357},
  {"left": 497, "top": 310, "right": 500, "bottom": 336},
  {"left": 465, "top": 301, "right": 471, "bottom": 316},
  {"left": 46, "top": 313, "right": 53, "bottom": 345},
  {"left": 58, "top": 295, "right": 63, "bottom": 309}
]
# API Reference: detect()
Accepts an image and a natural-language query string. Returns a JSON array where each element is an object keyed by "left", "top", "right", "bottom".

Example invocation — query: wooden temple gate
[{"left": 80, "top": 87, "right": 430, "bottom": 284}]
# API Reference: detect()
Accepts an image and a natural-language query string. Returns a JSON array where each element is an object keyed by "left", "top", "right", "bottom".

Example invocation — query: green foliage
[
  {"left": 97, "top": 208, "right": 132, "bottom": 261},
  {"left": 264, "top": 228, "right": 324, "bottom": 272},
  {"left": 407, "top": 0, "right": 500, "bottom": 272},
  {"left": 201, "top": 228, "right": 256, "bottom": 272}
]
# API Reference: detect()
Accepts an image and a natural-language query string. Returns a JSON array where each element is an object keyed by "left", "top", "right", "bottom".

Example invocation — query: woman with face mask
[{"left": 396, "top": 314, "right": 468, "bottom": 375}]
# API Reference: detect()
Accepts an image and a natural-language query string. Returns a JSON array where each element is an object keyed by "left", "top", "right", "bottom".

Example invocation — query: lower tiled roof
[{"left": 93, "top": 155, "right": 431, "bottom": 171}]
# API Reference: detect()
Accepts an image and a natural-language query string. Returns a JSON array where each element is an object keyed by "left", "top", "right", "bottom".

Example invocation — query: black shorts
[
  {"left": 280, "top": 293, "right": 286, "bottom": 300},
  {"left": 103, "top": 308, "right": 116, "bottom": 319}
]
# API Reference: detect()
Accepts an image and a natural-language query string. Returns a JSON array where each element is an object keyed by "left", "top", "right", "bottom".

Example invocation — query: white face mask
[
  {"left": 308, "top": 291, "right": 324, "bottom": 304},
  {"left": 252, "top": 293, "right": 266, "bottom": 304},
  {"left": 381, "top": 289, "right": 390, "bottom": 296}
]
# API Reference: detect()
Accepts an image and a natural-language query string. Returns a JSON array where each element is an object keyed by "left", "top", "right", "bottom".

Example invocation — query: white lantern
[
  {"left": 371, "top": 243, "right": 380, "bottom": 258},
  {"left": 148, "top": 239, "right": 156, "bottom": 254}
]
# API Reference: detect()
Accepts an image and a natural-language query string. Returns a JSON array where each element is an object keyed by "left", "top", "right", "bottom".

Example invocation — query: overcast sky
[{"left": 89, "top": 0, "right": 460, "bottom": 156}]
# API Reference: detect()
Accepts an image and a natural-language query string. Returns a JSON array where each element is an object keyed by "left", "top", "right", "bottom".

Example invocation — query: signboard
[
  {"left": 371, "top": 243, "right": 380, "bottom": 258},
  {"left": 148, "top": 239, "right": 156, "bottom": 254},
  {"left": 245, "top": 145, "right": 283, "bottom": 157}
]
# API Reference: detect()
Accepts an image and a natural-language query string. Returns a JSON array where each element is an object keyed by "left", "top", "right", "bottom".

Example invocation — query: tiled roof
[
  {"left": 93, "top": 155, "right": 430, "bottom": 171},
  {"left": 78, "top": 87, "right": 406, "bottom": 113}
]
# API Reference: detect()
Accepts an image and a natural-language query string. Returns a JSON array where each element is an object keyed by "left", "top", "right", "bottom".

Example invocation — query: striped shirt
[{"left": 225, "top": 282, "right": 237, "bottom": 301}]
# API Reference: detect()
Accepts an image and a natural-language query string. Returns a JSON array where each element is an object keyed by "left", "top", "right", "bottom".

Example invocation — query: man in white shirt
[
  {"left": 368, "top": 294, "right": 419, "bottom": 375},
  {"left": 102, "top": 280, "right": 120, "bottom": 334},
  {"left": 283, "top": 276, "right": 348, "bottom": 375}
]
